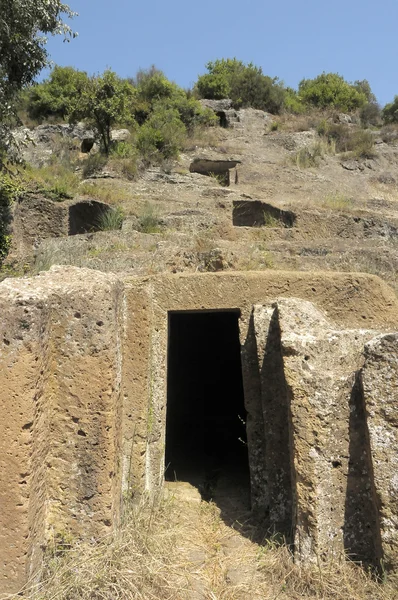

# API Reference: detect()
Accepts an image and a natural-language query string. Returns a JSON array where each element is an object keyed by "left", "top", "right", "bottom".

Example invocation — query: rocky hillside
[{"left": 4, "top": 108, "right": 398, "bottom": 295}]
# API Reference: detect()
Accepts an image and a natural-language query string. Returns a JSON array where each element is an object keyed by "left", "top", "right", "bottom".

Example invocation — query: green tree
[
  {"left": 195, "top": 58, "right": 285, "bottom": 113},
  {"left": 382, "top": 96, "right": 398, "bottom": 124},
  {"left": 70, "top": 70, "right": 136, "bottom": 154},
  {"left": 27, "top": 65, "right": 89, "bottom": 121},
  {"left": 0, "top": 0, "right": 76, "bottom": 108},
  {"left": 298, "top": 73, "right": 367, "bottom": 112},
  {"left": 130, "top": 66, "right": 216, "bottom": 132}
]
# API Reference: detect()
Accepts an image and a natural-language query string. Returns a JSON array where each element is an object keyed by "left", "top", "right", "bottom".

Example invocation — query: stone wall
[{"left": 1, "top": 267, "right": 398, "bottom": 592}]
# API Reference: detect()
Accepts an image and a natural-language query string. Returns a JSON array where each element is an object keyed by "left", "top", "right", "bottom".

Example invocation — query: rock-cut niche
[{"left": 68, "top": 200, "right": 113, "bottom": 235}]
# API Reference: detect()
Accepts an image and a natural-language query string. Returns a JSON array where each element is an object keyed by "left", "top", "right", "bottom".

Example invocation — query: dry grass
[
  {"left": 79, "top": 181, "right": 128, "bottom": 205},
  {"left": 9, "top": 493, "right": 397, "bottom": 600},
  {"left": 22, "top": 163, "right": 80, "bottom": 200},
  {"left": 292, "top": 138, "right": 336, "bottom": 168},
  {"left": 183, "top": 126, "right": 226, "bottom": 151},
  {"left": 320, "top": 193, "right": 354, "bottom": 211}
]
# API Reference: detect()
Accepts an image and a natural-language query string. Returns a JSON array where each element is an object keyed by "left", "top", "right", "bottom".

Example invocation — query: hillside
[
  {"left": 5, "top": 108, "right": 398, "bottom": 294},
  {"left": 2, "top": 106, "right": 398, "bottom": 600}
]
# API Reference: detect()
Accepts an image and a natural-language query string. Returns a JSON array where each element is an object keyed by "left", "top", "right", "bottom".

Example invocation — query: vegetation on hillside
[{"left": 0, "top": 0, "right": 77, "bottom": 167}]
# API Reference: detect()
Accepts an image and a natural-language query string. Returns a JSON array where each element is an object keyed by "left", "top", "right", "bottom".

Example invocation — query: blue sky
[{"left": 45, "top": 0, "right": 398, "bottom": 107}]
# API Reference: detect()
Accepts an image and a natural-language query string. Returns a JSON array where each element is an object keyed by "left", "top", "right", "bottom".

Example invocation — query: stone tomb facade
[{"left": 1, "top": 267, "right": 398, "bottom": 593}]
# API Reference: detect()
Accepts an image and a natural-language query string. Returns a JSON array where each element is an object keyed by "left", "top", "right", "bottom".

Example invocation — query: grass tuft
[{"left": 96, "top": 207, "right": 124, "bottom": 231}]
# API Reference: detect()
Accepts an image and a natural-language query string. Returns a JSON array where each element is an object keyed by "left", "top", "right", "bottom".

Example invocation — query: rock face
[
  {"left": 244, "top": 299, "right": 384, "bottom": 566},
  {"left": 0, "top": 268, "right": 124, "bottom": 592},
  {"left": 0, "top": 267, "right": 398, "bottom": 592},
  {"left": 361, "top": 334, "right": 398, "bottom": 572}
]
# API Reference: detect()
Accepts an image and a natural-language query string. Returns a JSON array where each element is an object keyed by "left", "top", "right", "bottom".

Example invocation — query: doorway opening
[{"left": 165, "top": 310, "right": 250, "bottom": 507}]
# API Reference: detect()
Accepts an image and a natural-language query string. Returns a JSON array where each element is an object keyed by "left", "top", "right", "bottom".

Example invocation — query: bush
[
  {"left": 0, "top": 172, "right": 22, "bottom": 261},
  {"left": 137, "top": 107, "right": 186, "bottom": 163},
  {"left": 293, "top": 139, "right": 335, "bottom": 168},
  {"left": 132, "top": 67, "right": 183, "bottom": 125},
  {"left": 195, "top": 58, "right": 285, "bottom": 114},
  {"left": 110, "top": 141, "right": 136, "bottom": 159},
  {"left": 344, "top": 130, "right": 376, "bottom": 158},
  {"left": 298, "top": 73, "right": 367, "bottom": 112},
  {"left": 158, "top": 96, "right": 217, "bottom": 133},
  {"left": 317, "top": 122, "right": 375, "bottom": 157},
  {"left": 27, "top": 66, "right": 89, "bottom": 122},
  {"left": 382, "top": 96, "right": 398, "bottom": 124},
  {"left": 283, "top": 88, "right": 306, "bottom": 114},
  {"left": 360, "top": 102, "right": 381, "bottom": 127},
  {"left": 380, "top": 124, "right": 398, "bottom": 144}
]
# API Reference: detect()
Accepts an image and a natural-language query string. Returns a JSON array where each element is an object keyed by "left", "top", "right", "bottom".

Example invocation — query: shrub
[
  {"left": 344, "top": 130, "right": 375, "bottom": 158},
  {"left": 283, "top": 88, "right": 306, "bottom": 114},
  {"left": 195, "top": 58, "right": 285, "bottom": 114},
  {"left": 316, "top": 121, "right": 375, "bottom": 157},
  {"left": 298, "top": 73, "right": 367, "bottom": 112},
  {"left": 137, "top": 107, "right": 186, "bottom": 163},
  {"left": 293, "top": 139, "right": 335, "bottom": 168},
  {"left": 161, "top": 96, "right": 217, "bottom": 133},
  {"left": 382, "top": 96, "right": 398, "bottom": 124},
  {"left": 110, "top": 141, "right": 136, "bottom": 159},
  {"left": 360, "top": 102, "right": 381, "bottom": 127},
  {"left": 380, "top": 124, "right": 398, "bottom": 144},
  {"left": 0, "top": 172, "right": 22, "bottom": 261},
  {"left": 318, "top": 122, "right": 351, "bottom": 152},
  {"left": 27, "top": 66, "right": 89, "bottom": 122}
]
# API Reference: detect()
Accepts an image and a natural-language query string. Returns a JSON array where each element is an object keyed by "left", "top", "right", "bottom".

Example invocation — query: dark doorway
[
  {"left": 165, "top": 311, "right": 250, "bottom": 505},
  {"left": 68, "top": 200, "right": 113, "bottom": 235}
]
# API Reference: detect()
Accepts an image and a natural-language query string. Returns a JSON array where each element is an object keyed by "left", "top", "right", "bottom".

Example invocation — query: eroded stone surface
[
  {"left": 361, "top": 334, "right": 398, "bottom": 572},
  {"left": 247, "top": 298, "right": 397, "bottom": 570},
  {"left": 0, "top": 267, "right": 124, "bottom": 592},
  {"left": 1, "top": 267, "right": 398, "bottom": 592}
]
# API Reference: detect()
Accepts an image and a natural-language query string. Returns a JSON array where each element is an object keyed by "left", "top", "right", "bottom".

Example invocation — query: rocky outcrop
[
  {"left": 199, "top": 99, "right": 240, "bottom": 127},
  {"left": 361, "top": 334, "right": 398, "bottom": 572},
  {"left": 244, "top": 298, "right": 398, "bottom": 572}
]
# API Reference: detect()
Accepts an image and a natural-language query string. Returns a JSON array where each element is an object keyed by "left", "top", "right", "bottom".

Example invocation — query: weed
[
  {"left": 263, "top": 211, "right": 280, "bottom": 227},
  {"left": 138, "top": 203, "right": 162, "bottom": 233},
  {"left": 345, "top": 130, "right": 376, "bottom": 159},
  {"left": 380, "top": 124, "right": 398, "bottom": 144},
  {"left": 109, "top": 141, "right": 136, "bottom": 159},
  {"left": 96, "top": 207, "right": 124, "bottom": 231}
]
